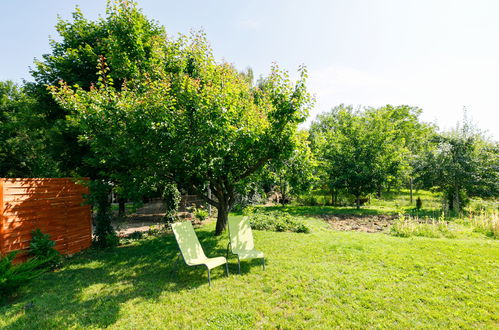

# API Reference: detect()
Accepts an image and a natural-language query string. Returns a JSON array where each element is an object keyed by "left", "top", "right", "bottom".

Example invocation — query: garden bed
[{"left": 320, "top": 214, "right": 397, "bottom": 233}]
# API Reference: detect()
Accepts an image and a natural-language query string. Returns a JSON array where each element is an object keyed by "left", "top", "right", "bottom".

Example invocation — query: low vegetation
[
  {"left": 1, "top": 216, "right": 497, "bottom": 328},
  {"left": 244, "top": 207, "right": 310, "bottom": 233}
]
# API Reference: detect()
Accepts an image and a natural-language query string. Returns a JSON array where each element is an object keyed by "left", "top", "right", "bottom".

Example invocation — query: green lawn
[{"left": 1, "top": 216, "right": 498, "bottom": 328}]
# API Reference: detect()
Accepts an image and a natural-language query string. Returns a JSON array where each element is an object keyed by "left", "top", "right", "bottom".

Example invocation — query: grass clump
[
  {"left": 244, "top": 207, "right": 310, "bottom": 233},
  {"left": 464, "top": 211, "right": 498, "bottom": 238}
]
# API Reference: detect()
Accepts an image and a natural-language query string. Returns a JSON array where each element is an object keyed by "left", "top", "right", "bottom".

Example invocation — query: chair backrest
[
  {"left": 171, "top": 221, "right": 207, "bottom": 264},
  {"left": 228, "top": 216, "right": 255, "bottom": 252}
]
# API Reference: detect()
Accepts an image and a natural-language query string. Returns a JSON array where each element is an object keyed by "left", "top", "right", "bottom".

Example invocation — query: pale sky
[{"left": 1, "top": 0, "right": 498, "bottom": 138}]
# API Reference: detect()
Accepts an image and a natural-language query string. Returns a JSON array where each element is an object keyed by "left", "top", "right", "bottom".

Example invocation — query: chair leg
[
  {"left": 262, "top": 257, "right": 265, "bottom": 270},
  {"left": 226, "top": 242, "right": 231, "bottom": 260},
  {"left": 207, "top": 267, "right": 211, "bottom": 287},
  {"left": 225, "top": 262, "right": 229, "bottom": 276},
  {"left": 238, "top": 256, "right": 241, "bottom": 275}
]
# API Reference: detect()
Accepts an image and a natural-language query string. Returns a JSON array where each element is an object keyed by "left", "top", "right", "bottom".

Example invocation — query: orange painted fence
[{"left": 0, "top": 178, "right": 92, "bottom": 261}]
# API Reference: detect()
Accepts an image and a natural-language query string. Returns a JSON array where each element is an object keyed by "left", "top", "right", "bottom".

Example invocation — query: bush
[
  {"left": 244, "top": 209, "right": 310, "bottom": 233},
  {"left": 0, "top": 251, "right": 47, "bottom": 301},
  {"left": 416, "top": 197, "right": 422, "bottom": 210},
  {"left": 162, "top": 183, "right": 181, "bottom": 223},
  {"left": 29, "top": 229, "right": 62, "bottom": 269},
  {"left": 194, "top": 207, "right": 209, "bottom": 222}
]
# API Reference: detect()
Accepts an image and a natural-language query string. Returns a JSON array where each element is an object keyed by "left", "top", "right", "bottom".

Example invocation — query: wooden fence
[{"left": 0, "top": 178, "right": 92, "bottom": 261}]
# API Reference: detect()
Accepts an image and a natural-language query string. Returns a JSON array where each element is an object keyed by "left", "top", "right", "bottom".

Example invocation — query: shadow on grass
[{"left": 2, "top": 230, "right": 228, "bottom": 329}]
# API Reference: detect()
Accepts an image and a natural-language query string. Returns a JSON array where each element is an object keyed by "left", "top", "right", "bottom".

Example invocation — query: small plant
[
  {"left": 194, "top": 207, "right": 209, "bottom": 222},
  {"left": 29, "top": 229, "right": 62, "bottom": 269},
  {"left": 0, "top": 251, "right": 47, "bottom": 301}
]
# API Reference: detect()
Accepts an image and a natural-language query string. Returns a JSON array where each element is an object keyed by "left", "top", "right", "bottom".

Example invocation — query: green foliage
[
  {"left": 310, "top": 104, "right": 434, "bottom": 209},
  {"left": 415, "top": 121, "right": 499, "bottom": 211},
  {"left": 193, "top": 207, "right": 209, "bottom": 222},
  {"left": 243, "top": 208, "right": 309, "bottom": 233},
  {"left": 261, "top": 130, "right": 318, "bottom": 205},
  {"left": 49, "top": 2, "right": 313, "bottom": 236},
  {"left": 162, "top": 183, "right": 181, "bottom": 223},
  {"left": 416, "top": 197, "right": 422, "bottom": 210},
  {"left": 0, "top": 81, "right": 59, "bottom": 177},
  {"left": 29, "top": 229, "right": 61, "bottom": 269},
  {"left": 90, "top": 181, "right": 118, "bottom": 248},
  {"left": 126, "top": 231, "right": 144, "bottom": 240},
  {"left": 0, "top": 251, "right": 46, "bottom": 300}
]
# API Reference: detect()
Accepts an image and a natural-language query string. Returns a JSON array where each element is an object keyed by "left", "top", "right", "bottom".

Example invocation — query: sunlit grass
[{"left": 1, "top": 217, "right": 497, "bottom": 328}]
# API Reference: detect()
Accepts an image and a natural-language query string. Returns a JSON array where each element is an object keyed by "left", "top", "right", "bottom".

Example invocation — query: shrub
[
  {"left": 244, "top": 209, "right": 310, "bottom": 233},
  {"left": 162, "top": 183, "right": 181, "bottom": 223},
  {"left": 91, "top": 181, "right": 118, "bottom": 248},
  {"left": 29, "top": 229, "right": 62, "bottom": 269},
  {"left": 126, "top": 231, "right": 144, "bottom": 240},
  {"left": 416, "top": 197, "right": 422, "bottom": 210},
  {"left": 0, "top": 251, "right": 47, "bottom": 301},
  {"left": 194, "top": 207, "right": 209, "bottom": 222}
]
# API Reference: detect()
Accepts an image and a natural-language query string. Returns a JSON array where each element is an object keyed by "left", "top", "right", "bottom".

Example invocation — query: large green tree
[
  {"left": 50, "top": 3, "right": 313, "bottom": 235},
  {"left": 415, "top": 122, "right": 499, "bottom": 211},
  {"left": 0, "top": 81, "right": 59, "bottom": 177},
  {"left": 311, "top": 104, "right": 432, "bottom": 208}
]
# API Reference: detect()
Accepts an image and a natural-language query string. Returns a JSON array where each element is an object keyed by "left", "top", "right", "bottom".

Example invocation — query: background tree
[
  {"left": 415, "top": 121, "right": 499, "bottom": 212},
  {"left": 262, "top": 130, "right": 318, "bottom": 205},
  {"left": 0, "top": 81, "right": 58, "bottom": 177},
  {"left": 310, "top": 104, "right": 432, "bottom": 208}
]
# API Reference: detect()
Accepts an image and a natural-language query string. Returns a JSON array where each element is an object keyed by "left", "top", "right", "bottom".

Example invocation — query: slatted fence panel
[{"left": 0, "top": 178, "right": 92, "bottom": 261}]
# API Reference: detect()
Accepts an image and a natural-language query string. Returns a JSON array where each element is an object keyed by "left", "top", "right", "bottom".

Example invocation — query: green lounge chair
[
  {"left": 171, "top": 221, "right": 228, "bottom": 286},
  {"left": 227, "top": 216, "right": 265, "bottom": 274}
]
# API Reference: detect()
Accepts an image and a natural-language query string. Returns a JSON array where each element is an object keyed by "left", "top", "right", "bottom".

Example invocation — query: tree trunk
[
  {"left": 377, "top": 185, "right": 382, "bottom": 198},
  {"left": 409, "top": 177, "right": 413, "bottom": 204},
  {"left": 118, "top": 197, "right": 125, "bottom": 216},
  {"left": 215, "top": 205, "right": 229, "bottom": 236},
  {"left": 356, "top": 195, "right": 360, "bottom": 209}
]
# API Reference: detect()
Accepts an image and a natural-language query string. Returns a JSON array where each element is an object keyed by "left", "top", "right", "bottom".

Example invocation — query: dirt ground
[
  {"left": 112, "top": 200, "right": 397, "bottom": 235},
  {"left": 111, "top": 200, "right": 207, "bottom": 236},
  {"left": 319, "top": 214, "right": 398, "bottom": 233}
]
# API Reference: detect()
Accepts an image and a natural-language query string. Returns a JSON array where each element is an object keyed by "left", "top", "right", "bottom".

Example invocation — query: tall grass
[
  {"left": 465, "top": 210, "right": 498, "bottom": 238},
  {"left": 391, "top": 211, "right": 498, "bottom": 239}
]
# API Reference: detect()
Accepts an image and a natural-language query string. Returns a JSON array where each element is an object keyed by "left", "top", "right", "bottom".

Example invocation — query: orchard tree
[
  {"left": 415, "top": 122, "right": 499, "bottom": 211},
  {"left": 28, "top": 1, "right": 167, "bottom": 180},
  {"left": 310, "top": 104, "right": 431, "bottom": 208},
  {"left": 50, "top": 7, "right": 313, "bottom": 235}
]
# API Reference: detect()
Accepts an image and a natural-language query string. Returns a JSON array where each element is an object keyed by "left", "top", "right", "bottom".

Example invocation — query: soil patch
[
  {"left": 111, "top": 200, "right": 209, "bottom": 236},
  {"left": 319, "top": 214, "right": 397, "bottom": 233}
]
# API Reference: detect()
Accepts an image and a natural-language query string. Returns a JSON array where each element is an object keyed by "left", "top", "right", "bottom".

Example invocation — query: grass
[{"left": 1, "top": 216, "right": 498, "bottom": 328}]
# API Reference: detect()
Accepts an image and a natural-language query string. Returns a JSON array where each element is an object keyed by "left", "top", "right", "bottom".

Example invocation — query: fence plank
[{"left": 0, "top": 178, "right": 91, "bottom": 261}]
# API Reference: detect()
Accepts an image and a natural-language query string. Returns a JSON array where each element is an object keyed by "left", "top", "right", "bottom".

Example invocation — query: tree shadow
[{"left": 2, "top": 231, "right": 227, "bottom": 328}]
